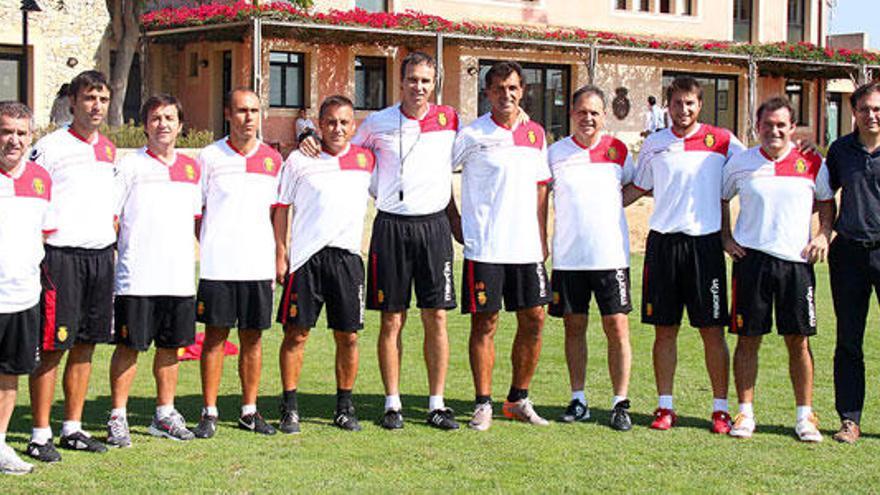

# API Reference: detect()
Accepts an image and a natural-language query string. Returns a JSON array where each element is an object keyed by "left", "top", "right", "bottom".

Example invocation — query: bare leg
[
  {"left": 62, "top": 343, "right": 96, "bottom": 422},
  {"left": 602, "top": 313, "right": 631, "bottom": 398},
  {"left": 511, "top": 306, "right": 545, "bottom": 390},
  {"left": 700, "top": 326, "right": 730, "bottom": 400},
  {"left": 29, "top": 350, "right": 64, "bottom": 428},
  {"left": 421, "top": 309, "right": 448, "bottom": 397},
  {"left": 154, "top": 348, "right": 181, "bottom": 407},
  {"left": 563, "top": 314, "right": 587, "bottom": 393},
  {"left": 377, "top": 311, "right": 405, "bottom": 396},
  {"left": 238, "top": 329, "right": 263, "bottom": 407},
  {"left": 733, "top": 335, "right": 762, "bottom": 405},
  {"left": 653, "top": 325, "right": 679, "bottom": 396},
  {"left": 785, "top": 335, "right": 813, "bottom": 407},
  {"left": 109, "top": 345, "right": 139, "bottom": 409},
  {"left": 200, "top": 326, "right": 230, "bottom": 409},
  {"left": 279, "top": 326, "right": 310, "bottom": 391},
  {"left": 0, "top": 374, "right": 17, "bottom": 434},
  {"left": 469, "top": 312, "right": 499, "bottom": 397},
  {"left": 334, "top": 331, "right": 359, "bottom": 390}
]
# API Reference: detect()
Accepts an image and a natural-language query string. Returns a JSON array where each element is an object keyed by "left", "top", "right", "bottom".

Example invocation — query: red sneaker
[
  {"left": 711, "top": 410, "right": 732, "bottom": 434},
  {"left": 650, "top": 408, "right": 677, "bottom": 430}
]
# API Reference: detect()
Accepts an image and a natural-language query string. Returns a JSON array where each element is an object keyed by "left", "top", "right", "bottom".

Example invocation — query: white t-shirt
[
  {"left": 30, "top": 127, "right": 117, "bottom": 249},
  {"left": 722, "top": 145, "right": 834, "bottom": 262},
  {"left": 279, "top": 144, "right": 376, "bottom": 272},
  {"left": 549, "top": 134, "right": 634, "bottom": 270},
  {"left": 633, "top": 124, "right": 746, "bottom": 236},
  {"left": 198, "top": 138, "right": 283, "bottom": 281},
  {"left": 114, "top": 148, "right": 202, "bottom": 296},
  {"left": 0, "top": 160, "right": 55, "bottom": 313},
  {"left": 454, "top": 113, "right": 551, "bottom": 263},
  {"left": 354, "top": 103, "right": 458, "bottom": 215}
]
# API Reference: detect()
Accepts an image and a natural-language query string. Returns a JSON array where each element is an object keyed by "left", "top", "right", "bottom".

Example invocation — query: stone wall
[{"left": 0, "top": 0, "right": 112, "bottom": 128}]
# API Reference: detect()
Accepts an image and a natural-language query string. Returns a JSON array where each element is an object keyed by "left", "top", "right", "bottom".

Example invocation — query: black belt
[{"left": 842, "top": 237, "right": 880, "bottom": 250}]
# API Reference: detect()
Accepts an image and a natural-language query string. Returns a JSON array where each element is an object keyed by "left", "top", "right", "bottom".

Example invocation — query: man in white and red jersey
[
  {"left": 622, "top": 76, "right": 746, "bottom": 434},
  {"left": 0, "top": 102, "right": 54, "bottom": 475},
  {"left": 192, "top": 89, "right": 283, "bottom": 438},
  {"left": 453, "top": 61, "right": 551, "bottom": 431},
  {"left": 547, "top": 85, "right": 634, "bottom": 431},
  {"left": 105, "top": 95, "right": 200, "bottom": 448},
  {"left": 722, "top": 97, "right": 834, "bottom": 442},
  {"left": 273, "top": 96, "right": 374, "bottom": 434},
  {"left": 300, "top": 52, "right": 461, "bottom": 430},
  {"left": 27, "top": 71, "right": 116, "bottom": 461}
]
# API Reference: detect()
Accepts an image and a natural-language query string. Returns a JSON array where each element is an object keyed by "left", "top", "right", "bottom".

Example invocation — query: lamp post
[{"left": 20, "top": 0, "right": 41, "bottom": 105}]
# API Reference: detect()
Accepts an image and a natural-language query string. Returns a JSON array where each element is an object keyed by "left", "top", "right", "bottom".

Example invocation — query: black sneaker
[
  {"left": 427, "top": 408, "right": 460, "bottom": 430},
  {"left": 238, "top": 412, "right": 277, "bottom": 435},
  {"left": 559, "top": 399, "right": 590, "bottom": 423},
  {"left": 193, "top": 414, "right": 218, "bottom": 439},
  {"left": 25, "top": 441, "right": 61, "bottom": 463},
  {"left": 59, "top": 431, "right": 108, "bottom": 453},
  {"left": 609, "top": 399, "right": 632, "bottom": 431},
  {"left": 380, "top": 409, "right": 404, "bottom": 430},
  {"left": 278, "top": 404, "right": 301, "bottom": 435},
  {"left": 334, "top": 407, "right": 362, "bottom": 432}
]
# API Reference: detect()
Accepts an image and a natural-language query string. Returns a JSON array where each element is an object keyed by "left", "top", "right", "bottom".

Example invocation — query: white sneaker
[
  {"left": 795, "top": 413, "right": 823, "bottom": 443},
  {"left": 468, "top": 402, "right": 493, "bottom": 431},
  {"left": 0, "top": 444, "right": 34, "bottom": 475},
  {"left": 729, "top": 414, "right": 756, "bottom": 438}
]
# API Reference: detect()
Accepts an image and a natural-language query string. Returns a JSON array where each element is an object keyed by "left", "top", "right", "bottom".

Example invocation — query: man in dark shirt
[{"left": 827, "top": 81, "right": 880, "bottom": 444}]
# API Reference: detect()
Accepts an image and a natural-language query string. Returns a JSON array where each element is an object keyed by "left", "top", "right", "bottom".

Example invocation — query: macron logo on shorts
[
  {"left": 710, "top": 278, "right": 721, "bottom": 319},
  {"left": 616, "top": 269, "right": 628, "bottom": 307}
]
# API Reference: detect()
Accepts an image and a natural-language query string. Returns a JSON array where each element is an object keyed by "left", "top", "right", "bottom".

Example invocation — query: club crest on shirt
[
  {"left": 476, "top": 291, "right": 487, "bottom": 306},
  {"left": 736, "top": 314, "right": 744, "bottom": 329},
  {"left": 106, "top": 145, "right": 114, "bottom": 161},
  {"left": 32, "top": 178, "right": 45, "bottom": 195},
  {"left": 185, "top": 164, "right": 196, "bottom": 180},
  {"left": 263, "top": 157, "right": 276, "bottom": 173},
  {"left": 289, "top": 305, "right": 298, "bottom": 318},
  {"left": 357, "top": 153, "right": 367, "bottom": 169},
  {"left": 197, "top": 301, "right": 206, "bottom": 316},
  {"left": 438, "top": 112, "right": 448, "bottom": 127},
  {"left": 57, "top": 326, "right": 68, "bottom": 342},
  {"left": 795, "top": 158, "right": 807, "bottom": 174},
  {"left": 528, "top": 130, "right": 537, "bottom": 144},
  {"left": 704, "top": 133, "right": 716, "bottom": 148},
  {"left": 377, "top": 290, "right": 385, "bottom": 304},
  {"left": 606, "top": 146, "right": 618, "bottom": 162}
]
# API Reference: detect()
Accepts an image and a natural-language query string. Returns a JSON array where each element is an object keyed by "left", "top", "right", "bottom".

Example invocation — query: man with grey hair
[{"left": 0, "top": 101, "right": 55, "bottom": 474}]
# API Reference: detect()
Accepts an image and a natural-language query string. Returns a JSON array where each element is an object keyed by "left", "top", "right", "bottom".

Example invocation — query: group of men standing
[{"left": 0, "top": 51, "right": 879, "bottom": 475}]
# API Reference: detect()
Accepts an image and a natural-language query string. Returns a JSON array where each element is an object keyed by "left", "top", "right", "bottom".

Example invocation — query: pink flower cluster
[{"left": 141, "top": 2, "right": 879, "bottom": 65}]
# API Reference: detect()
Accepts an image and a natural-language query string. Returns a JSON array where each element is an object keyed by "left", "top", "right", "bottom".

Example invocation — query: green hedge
[{"left": 33, "top": 123, "right": 215, "bottom": 149}]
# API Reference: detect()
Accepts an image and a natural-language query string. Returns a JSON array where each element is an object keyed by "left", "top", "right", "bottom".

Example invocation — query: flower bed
[{"left": 142, "top": 1, "right": 879, "bottom": 66}]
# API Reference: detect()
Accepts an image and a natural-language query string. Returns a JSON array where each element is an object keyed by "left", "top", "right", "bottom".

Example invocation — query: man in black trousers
[{"left": 828, "top": 81, "right": 880, "bottom": 444}]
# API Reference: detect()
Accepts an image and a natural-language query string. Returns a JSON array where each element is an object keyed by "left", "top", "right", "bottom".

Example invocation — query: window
[
  {"left": 733, "top": 0, "right": 752, "bottom": 42},
  {"left": 826, "top": 92, "right": 842, "bottom": 144},
  {"left": 615, "top": 0, "right": 627, "bottom": 9},
  {"left": 662, "top": 72, "right": 738, "bottom": 132},
  {"left": 660, "top": 0, "right": 671, "bottom": 13},
  {"left": 355, "top": 56, "right": 387, "bottom": 110},
  {"left": 109, "top": 50, "right": 142, "bottom": 124},
  {"left": 785, "top": 81, "right": 807, "bottom": 125},
  {"left": 683, "top": 0, "right": 694, "bottom": 15},
  {"left": 639, "top": 0, "right": 649, "bottom": 11},
  {"left": 355, "top": 0, "right": 387, "bottom": 12},
  {"left": 478, "top": 60, "right": 570, "bottom": 142},
  {"left": 269, "top": 52, "right": 305, "bottom": 108},
  {"left": 787, "top": 0, "right": 806, "bottom": 44},
  {"left": 0, "top": 51, "right": 22, "bottom": 102}
]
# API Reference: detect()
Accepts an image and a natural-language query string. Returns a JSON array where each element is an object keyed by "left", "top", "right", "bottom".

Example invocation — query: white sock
[
  {"left": 738, "top": 402, "right": 754, "bottom": 417},
  {"left": 796, "top": 405, "right": 812, "bottom": 422},
  {"left": 110, "top": 407, "right": 126, "bottom": 419},
  {"left": 203, "top": 406, "right": 219, "bottom": 417},
  {"left": 428, "top": 395, "right": 445, "bottom": 411},
  {"left": 61, "top": 421, "right": 88, "bottom": 438},
  {"left": 571, "top": 390, "right": 587, "bottom": 405},
  {"left": 612, "top": 395, "right": 627, "bottom": 408},
  {"left": 241, "top": 404, "right": 257, "bottom": 417},
  {"left": 658, "top": 395, "right": 674, "bottom": 410},
  {"left": 0, "top": 433, "right": 6, "bottom": 445},
  {"left": 156, "top": 404, "right": 175, "bottom": 419},
  {"left": 713, "top": 398, "right": 729, "bottom": 413},
  {"left": 31, "top": 427, "right": 52, "bottom": 445},
  {"left": 384, "top": 394, "right": 402, "bottom": 411}
]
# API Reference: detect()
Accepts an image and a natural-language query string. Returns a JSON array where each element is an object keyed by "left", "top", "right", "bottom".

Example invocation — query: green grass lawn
[{"left": 3, "top": 255, "right": 880, "bottom": 493}]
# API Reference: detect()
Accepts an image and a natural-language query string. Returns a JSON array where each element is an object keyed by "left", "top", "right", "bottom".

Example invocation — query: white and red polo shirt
[
  {"left": 114, "top": 148, "right": 202, "bottom": 296},
  {"left": 549, "top": 134, "right": 634, "bottom": 270},
  {"left": 454, "top": 114, "right": 550, "bottom": 264},
  {"left": 278, "top": 144, "right": 376, "bottom": 272},
  {"left": 722, "top": 145, "right": 834, "bottom": 262},
  {"left": 30, "top": 127, "right": 116, "bottom": 249},
  {"left": 633, "top": 124, "right": 746, "bottom": 235},
  {"left": 354, "top": 103, "right": 458, "bottom": 215},
  {"left": 0, "top": 160, "right": 54, "bottom": 313},
  {"left": 198, "top": 138, "right": 283, "bottom": 281}
]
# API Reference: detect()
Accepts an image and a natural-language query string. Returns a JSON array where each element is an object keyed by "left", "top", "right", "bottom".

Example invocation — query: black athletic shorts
[
  {"left": 730, "top": 249, "right": 817, "bottom": 337},
  {"left": 114, "top": 296, "right": 197, "bottom": 351},
  {"left": 0, "top": 304, "right": 41, "bottom": 375},
  {"left": 367, "top": 210, "right": 456, "bottom": 311},
  {"left": 549, "top": 268, "right": 632, "bottom": 317},
  {"left": 277, "top": 247, "right": 365, "bottom": 332},
  {"left": 196, "top": 279, "right": 274, "bottom": 330},
  {"left": 461, "top": 259, "right": 551, "bottom": 313},
  {"left": 40, "top": 245, "right": 115, "bottom": 351},
  {"left": 641, "top": 231, "right": 728, "bottom": 328}
]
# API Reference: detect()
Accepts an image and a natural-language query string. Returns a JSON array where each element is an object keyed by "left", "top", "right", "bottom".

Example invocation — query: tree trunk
[{"left": 107, "top": 0, "right": 142, "bottom": 127}]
